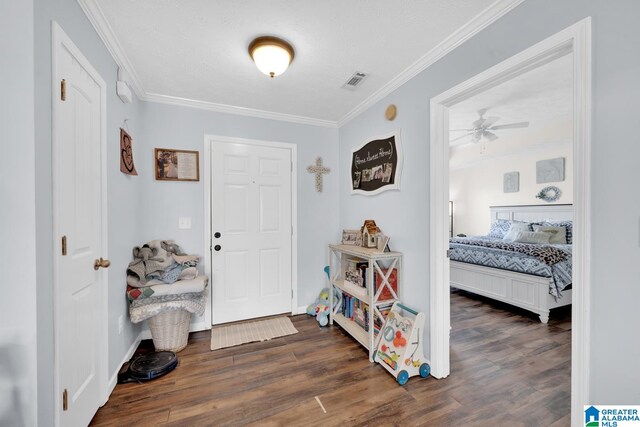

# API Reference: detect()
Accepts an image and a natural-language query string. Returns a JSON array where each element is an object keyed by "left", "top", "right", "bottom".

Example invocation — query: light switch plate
[{"left": 178, "top": 217, "right": 192, "bottom": 229}]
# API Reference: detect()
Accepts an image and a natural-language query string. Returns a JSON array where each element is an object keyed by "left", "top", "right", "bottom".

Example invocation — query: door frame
[
  {"left": 429, "top": 18, "right": 591, "bottom": 426},
  {"left": 51, "top": 21, "right": 109, "bottom": 425},
  {"left": 203, "top": 135, "right": 298, "bottom": 326}
]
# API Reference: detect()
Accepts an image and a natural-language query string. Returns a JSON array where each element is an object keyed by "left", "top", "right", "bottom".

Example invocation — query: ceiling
[
  {"left": 81, "top": 0, "right": 523, "bottom": 126},
  {"left": 449, "top": 52, "right": 573, "bottom": 168}
]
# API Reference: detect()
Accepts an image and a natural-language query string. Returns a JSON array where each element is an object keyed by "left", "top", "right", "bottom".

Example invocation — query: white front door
[
  {"left": 211, "top": 141, "right": 293, "bottom": 324},
  {"left": 53, "top": 23, "right": 107, "bottom": 427}
]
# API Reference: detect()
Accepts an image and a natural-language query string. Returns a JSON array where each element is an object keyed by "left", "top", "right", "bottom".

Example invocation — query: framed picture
[
  {"left": 377, "top": 235, "right": 391, "bottom": 252},
  {"left": 503, "top": 171, "right": 519, "bottom": 193},
  {"left": 350, "top": 130, "right": 403, "bottom": 196},
  {"left": 342, "top": 229, "right": 362, "bottom": 246},
  {"left": 155, "top": 148, "right": 200, "bottom": 181},
  {"left": 536, "top": 157, "right": 565, "bottom": 183}
]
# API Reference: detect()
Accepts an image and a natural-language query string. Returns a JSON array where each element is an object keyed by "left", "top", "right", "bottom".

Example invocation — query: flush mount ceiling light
[{"left": 248, "top": 36, "right": 295, "bottom": 78}]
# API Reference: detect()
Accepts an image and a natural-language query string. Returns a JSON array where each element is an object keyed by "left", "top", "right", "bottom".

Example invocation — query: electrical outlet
[{"left": 118, "top": 315, "right": 124, "bottom": 335}]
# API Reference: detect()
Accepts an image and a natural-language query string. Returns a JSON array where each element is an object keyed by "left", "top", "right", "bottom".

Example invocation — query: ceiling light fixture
[{"left": 248, "top": 36, "right": 295, "bottom": 78}]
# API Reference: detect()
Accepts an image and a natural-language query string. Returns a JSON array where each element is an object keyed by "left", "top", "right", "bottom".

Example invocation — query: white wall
[
  {"left": 339, "top": 0, "right": 640, "bottom": 404},
  {"left": 450, "top": 143, "right": 573, "bottom": 236},
  {"left": 0, "top": 1, "right": 38, "bottom": 425},
  {"left": 138, "top": 102, "right": 340, "bottom": 323}
]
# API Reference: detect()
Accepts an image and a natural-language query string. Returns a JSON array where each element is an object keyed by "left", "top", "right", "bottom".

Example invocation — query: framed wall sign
[
  {"left": 155, "top": 148, "right": 200, "bottom": 181},
  {"left": 350, "top": 130, "right": 403, "bottom": 196}
]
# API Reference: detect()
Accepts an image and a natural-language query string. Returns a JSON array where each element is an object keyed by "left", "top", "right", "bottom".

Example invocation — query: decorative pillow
[
  {"left": 513, "top": 231, "right": 552, "bottom": 244},
  {"left": 503, "top": 222, "right": 532, "bottom": 242},
  {"left": 532, "top": 225, "right": 567, "bottom": 244},
  {"left": 541, "top": 220, "right": 573, "bottom": 244},
  {"left": 488, "top": 219, "right": 511, "bottom": 239}
]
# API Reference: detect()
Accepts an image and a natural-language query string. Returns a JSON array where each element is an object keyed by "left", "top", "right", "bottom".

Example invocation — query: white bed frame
[{"left": 450, "top": 204, "right": 573, "bottom": 323}]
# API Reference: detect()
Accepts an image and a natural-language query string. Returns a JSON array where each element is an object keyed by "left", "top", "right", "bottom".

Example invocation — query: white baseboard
[
  {"left": 106, "top": 332, "right": 142, "bottom": 397},
  {"left": 139, "top": 320, "right": 211, "bottom": 340},
  {"left": 294, "top": 305, "right": 308, "bottom": 315}
]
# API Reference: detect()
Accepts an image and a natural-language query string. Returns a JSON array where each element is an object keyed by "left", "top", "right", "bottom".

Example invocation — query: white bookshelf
[{"left": 328, "top": 244, "right": 402, "bottom": 362}]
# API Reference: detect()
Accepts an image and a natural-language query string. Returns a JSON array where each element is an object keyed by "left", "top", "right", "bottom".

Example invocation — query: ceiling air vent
[{"left": 342, "top": 72, "right": 368, "bottom": 90}]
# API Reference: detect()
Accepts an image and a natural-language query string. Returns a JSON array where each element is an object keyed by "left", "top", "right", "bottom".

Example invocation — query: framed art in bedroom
[{"left": 155, "top": 148, "right": 200, "bottom": 182}]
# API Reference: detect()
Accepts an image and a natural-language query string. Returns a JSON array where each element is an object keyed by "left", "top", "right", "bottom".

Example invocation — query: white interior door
[
  {"left": 211, "top": 141, "right": 293, "bottom": 324},
  {"left": 53, "top": 23, "right": 107, "bottom": 427}
]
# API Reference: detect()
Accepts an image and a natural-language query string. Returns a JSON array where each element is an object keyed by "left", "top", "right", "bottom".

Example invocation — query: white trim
[
  {"left": 107, "top": 333, "right": 142, "bottom": 395},
  {"left": 337, "top": 0, "right": 526, "bottom": 127},
  {"left": 76, "top": 0, "right": 146, "bottom": 99},
  {"left": 429, "top": 18, "right": 592, "bottom": 427},
  {"left": 77, "top": 0, "right": 522, "bottom": 129},
  {"left": 51, "top": 21, "right": 109, "bottom": 425},
  {"left": 569, "top": 18, "right": 592, "bottom": 427},
  {"left": 295, "top": 305, "right": 308, "bottom": 316},
  {"left": 350, "top": 130, "right": 403, "bottom": 196},
  {"left": 203, "top": 138, "right": 213, "bottom": 328},
  {"left": 144, "top": 92, "right": 338, "bottom": 128},
  {"left": 203, "top": 135, "right": 298, "bottom": 326}
]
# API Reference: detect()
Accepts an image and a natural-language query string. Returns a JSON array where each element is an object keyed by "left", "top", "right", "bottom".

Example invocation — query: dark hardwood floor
[{"left": 90, "top": 290, "right": 571, "bottom": 426}]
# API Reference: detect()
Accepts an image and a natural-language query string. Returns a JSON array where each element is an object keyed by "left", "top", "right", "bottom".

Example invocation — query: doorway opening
[{"left": 429, "top": 18, "right": 591, "bottom": 426}]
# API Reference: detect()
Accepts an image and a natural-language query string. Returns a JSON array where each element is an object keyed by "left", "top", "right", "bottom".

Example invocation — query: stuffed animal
[
  {"left": 307, "top": 288, "right": 332, "bottom": 326},
  {"left": 132, "top": 245, "right": 159, "bottom": 261}
]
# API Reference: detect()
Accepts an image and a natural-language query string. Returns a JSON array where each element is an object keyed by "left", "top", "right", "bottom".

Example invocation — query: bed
[{"left": 449, "top": 204, "right": 573, "bottom": 323}]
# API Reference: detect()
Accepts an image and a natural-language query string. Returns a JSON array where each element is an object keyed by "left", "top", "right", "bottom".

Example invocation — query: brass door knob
[{"left": 94, "top": 257, "right": 111, "bottom": 270}]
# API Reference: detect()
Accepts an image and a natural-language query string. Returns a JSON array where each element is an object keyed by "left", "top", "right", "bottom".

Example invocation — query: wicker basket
[{"left": 148, "top": 309, "right": 192, "bottom": 352}]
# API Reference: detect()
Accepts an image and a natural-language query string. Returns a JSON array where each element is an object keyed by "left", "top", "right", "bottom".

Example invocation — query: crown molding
[
  {"left": 336, "top": 0, "right": 526, "bottom": 127},
  {"left": 77, "top": 0, "right": 146, "bottom": 99},
  {"left": 143, "top": 92, "right": 339, "bottom": 128},
  {"left": 78, "top": 0, "right": 523, "bottom": 129}
]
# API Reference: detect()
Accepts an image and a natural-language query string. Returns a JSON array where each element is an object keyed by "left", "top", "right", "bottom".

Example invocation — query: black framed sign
[{"left": 350, "top": 130, "right": 403, "bottom": 195}]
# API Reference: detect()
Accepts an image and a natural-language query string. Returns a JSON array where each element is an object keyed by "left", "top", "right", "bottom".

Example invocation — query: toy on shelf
[{"left": 374, "top": 302, "right": 430, "bottom": 385}]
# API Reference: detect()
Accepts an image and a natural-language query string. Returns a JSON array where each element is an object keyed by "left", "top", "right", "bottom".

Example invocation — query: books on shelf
[
  {"left": 340, "top": 292, "right": 394, "bottom": 334},
  {"left": 344, "top": 260, "right": 367, "bottom": 288},
  {"left": 343, "top": 259, "right": 398, "bottom": 301}
]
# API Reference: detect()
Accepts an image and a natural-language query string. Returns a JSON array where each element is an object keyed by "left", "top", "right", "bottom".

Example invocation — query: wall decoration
[
  {"left": 341, "top": 229, "right": 362, "bottom": 246},
  {"left": 536, "top": 157, "right": 565, "bottom": 183},
  {"left": 120, "top": 127, "right": 138, "bottom": 176},
  {"left": 503, "top": 171, "right": 519, "bottom": 193},
  {"left": 536, "top": 185, "right": 562, "bottom": 202},
  {"left": 155, "top": 148, "right": 199, "bottom": 181},
  {"left": 351, "top": 130, "right": 403, "bottom": 196},
  {"left": 307, "top": 157, "right": 330, "bottom": 192},
  {"left": 385, "top": 104, "right": 397, "bottom": 121}
]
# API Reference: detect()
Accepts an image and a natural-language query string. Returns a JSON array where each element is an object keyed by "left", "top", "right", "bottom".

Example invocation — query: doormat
[{"left": 210, "top": 316, "right": 298, "bottom": 351}]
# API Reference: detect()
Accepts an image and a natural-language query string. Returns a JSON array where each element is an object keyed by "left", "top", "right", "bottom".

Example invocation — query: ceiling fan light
[{"left": 249, "top": 36, "right": 294, "bottom": 78}]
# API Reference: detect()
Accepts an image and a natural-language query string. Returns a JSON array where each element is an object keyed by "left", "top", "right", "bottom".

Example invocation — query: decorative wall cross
[{"left": 307, "top": 157, "right": 330, "bottom": 193}]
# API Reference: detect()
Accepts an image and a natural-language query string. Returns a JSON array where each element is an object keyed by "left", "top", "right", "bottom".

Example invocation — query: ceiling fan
[{"left": 450, "top": 108, "right": 529, "bottom": 143}]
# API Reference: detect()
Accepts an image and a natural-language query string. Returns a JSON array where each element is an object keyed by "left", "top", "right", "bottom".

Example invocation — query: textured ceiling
[
  {"left": 94, "top": 0, "right": 498, "bottom": 123},
  {"left": 449, "top": 53, "right": 573, "bottom": 167}
]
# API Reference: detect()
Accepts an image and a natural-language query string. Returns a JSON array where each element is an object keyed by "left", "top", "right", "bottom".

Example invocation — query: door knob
[
  {"left": 214, "top": 245, "right": 222, "bottom": 251},
  {"left": 94, "top": 257, "right": 111, "bottom": 270}
]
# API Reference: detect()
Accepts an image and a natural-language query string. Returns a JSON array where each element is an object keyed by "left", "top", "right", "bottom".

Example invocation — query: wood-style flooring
[{"left": 90, "top": 289, "right": 571, "bottom": 426}]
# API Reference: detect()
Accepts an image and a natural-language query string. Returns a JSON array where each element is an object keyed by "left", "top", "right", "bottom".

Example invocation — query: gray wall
[
  {"left": 0, "top": 1, "right": 38, "bottom": 425},
  {"left": 138, "top": 102, "right": 340, "bottom": 317},
  {"left": 34, "top": 0, "right": 145, "bottom": 423},
  {"left": 338, "top": 0, "right": 640, "bottom": 404}
]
